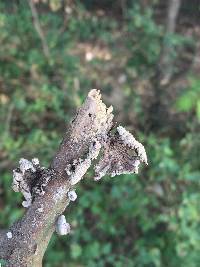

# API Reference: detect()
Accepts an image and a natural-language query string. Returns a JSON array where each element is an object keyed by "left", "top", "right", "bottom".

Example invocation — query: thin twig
[
  {"left": 28, "top": 0, "right": 50, "bottom": 60},
  {"left": 159, "top": 0, "right": 182, "bottom": 85},
  {"left": 4, "top": 104, "right": 14, "bottom": 136}
]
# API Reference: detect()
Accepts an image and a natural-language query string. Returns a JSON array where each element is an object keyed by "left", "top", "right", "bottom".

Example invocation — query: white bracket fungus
[
  {"left": 55, "top": 215, "right": 71, "bottom": 236},
  {"left": 66, "top": 140, "right": 101, "bottom": 185},
  {"left": 12, "top": 163, "right": 33, "bottom": 208},
  {"left": 32, "top": 158, "right": 40, "bottom": 166},
  {"left": 68, "top": 190, "right": 77, "bottom": 201},
  {"left": 6, "top": 232, "right": 12, "bottom": 239},
  {"left": 117, "top": 126, "right": 148, "bottom": 165},
  {"left": 19, "top": 158, "right": 36, "bottom": 174},
  {"left": 12, "top": 158, "right": 52, "bottom": 208},
  {"left": 94, "top": 126, "right": 148, "bottom": 180}
]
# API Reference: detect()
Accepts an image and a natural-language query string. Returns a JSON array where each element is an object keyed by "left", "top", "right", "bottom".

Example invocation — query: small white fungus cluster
[
  {"left": 94, "top": 164, "right": 110, "bottom": 181},
  {"left": 68, "top": 190, "right": 77, "bottom": 201},
  {"left": 109, "top": 159, "right": 140, "bottom": 177},
  {"left": 37, "top": 205, "right": 44, "bottom": 213},
  {"left": 12, "top": 158, "right": 41, "bottom": 208},
  {"left": 32, "top": 158, "right": 40, "bottom": 166},
  {"left": 117, "top": 126, "right": 148, "bottom": 165},
  {"left": 66, "top": 140, "right": 101, "bottom": 185},
  {"left": 109, "top": 160, "right": 141, "bottom": 177},
  {"left": 19, "top": 158, "right": 36, "bottom": 174},
  {"left": 56, "top": 215, "right": 71, "bottom": 236},
  {"left": 6, "top": 231, "right": 12, "bottom": 239}
]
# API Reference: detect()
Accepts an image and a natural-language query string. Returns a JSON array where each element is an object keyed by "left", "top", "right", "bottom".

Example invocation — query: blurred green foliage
[
  {"left": 0, "top": 0, "right": 200, "bottom": 267},
  {"left": 126, "top": 4, "right": 163, "bottom": 73},
  {"left": 176, "top": 76, "right": 200, "bottom": 121}
]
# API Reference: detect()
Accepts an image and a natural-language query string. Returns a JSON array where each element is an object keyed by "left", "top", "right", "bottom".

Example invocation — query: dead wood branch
[{"left": 0, "top": 90, "right": 147, "bottom": 267}]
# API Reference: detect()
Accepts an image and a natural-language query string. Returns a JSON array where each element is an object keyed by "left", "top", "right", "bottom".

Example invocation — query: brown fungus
[{"left": 94, "top": 126, "right": 148, "bottom": 180}]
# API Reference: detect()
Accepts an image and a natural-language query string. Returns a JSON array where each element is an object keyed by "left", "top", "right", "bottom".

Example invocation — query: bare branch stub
[{"left": 0, "top": 89, "right": 148, "bottom": 267}]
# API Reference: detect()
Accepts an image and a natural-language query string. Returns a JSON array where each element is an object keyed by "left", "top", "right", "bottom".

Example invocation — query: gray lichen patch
[
  {"left": 53, "top": 187, "right": 67, "bottom": 203},
  {"left": 94, "top": 127, "right": 148, "bottom": 180}
]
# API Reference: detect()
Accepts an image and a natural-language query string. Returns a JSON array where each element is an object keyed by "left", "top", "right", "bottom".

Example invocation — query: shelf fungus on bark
[
  {"left": 12, "top": 158, "right": 54, "bottom": 208},
  {"left": 55, "top": 215, "right": 71, "bottom": 236},
  {"left": 6, "top": 231, "right": 13, "bottom": 239},
  {"left": 94, "top": 126, "right": 148, "bottom": 181},
  {"left": 117, "top": 126, "right": 148, "bottom": 165},
  {"left": 65, "top": 140, "right": 101, "bottom": 185},
  {"left": 12, "top": 158, "right": 36, "bottom": 208},
  {"left": 68, "top": 190, "right": 77, "bottom": 201},
  {"left": 32, "top": 158, "right": 40, "bottom": 167}
]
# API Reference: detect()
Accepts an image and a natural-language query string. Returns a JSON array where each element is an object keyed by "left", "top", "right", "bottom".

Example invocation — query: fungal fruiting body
[
  {"left": 12, "top": 170, "right": 24, "bottom": 192},
  {"left": 68, "top": 190, "right": 77, "bottom": 201},
  {"left": 32, "top": 158, "right": 40, "bottom": 166},
  {"left": 12, "top": 158, "right": 52, "bottom": 208},
  {"left": 94, "top": 126, "right": 148, "bottom": 180},
  {"left": 19, "top": 158, "right": 36, "bottom": 174},
  {"left": 37, "top": 206, "right": 43, "bottom": 213},
  {"left": 53, "top": 187, "right": 66, "bottom": 203},
  {"left": 12, "top": 158, "right": 36, "bottom": 208},
  {"left": 117, "top": 126, "right": 148, "bottom": 165},
  {"left": 94, "top": 165, "right": 110, "bottom": 181},
  {"left": 6, "top": 232, "right": 12, "bottom": 239},
  {"left": 56, "top": 215, "right": 71, "bottom": 236},
  {"left": 66, "top": 140, "right": 101, "bottom": 185}
]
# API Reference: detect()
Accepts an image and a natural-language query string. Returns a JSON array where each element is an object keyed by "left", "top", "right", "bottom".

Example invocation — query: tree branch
[{"left": 0, "top": 89, "right": 147, "bottom": 267}]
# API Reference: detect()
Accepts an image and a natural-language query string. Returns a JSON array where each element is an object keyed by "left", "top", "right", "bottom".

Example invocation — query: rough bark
[{"left": 0, "top": 89, "right": 147, "bottom": 267}]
